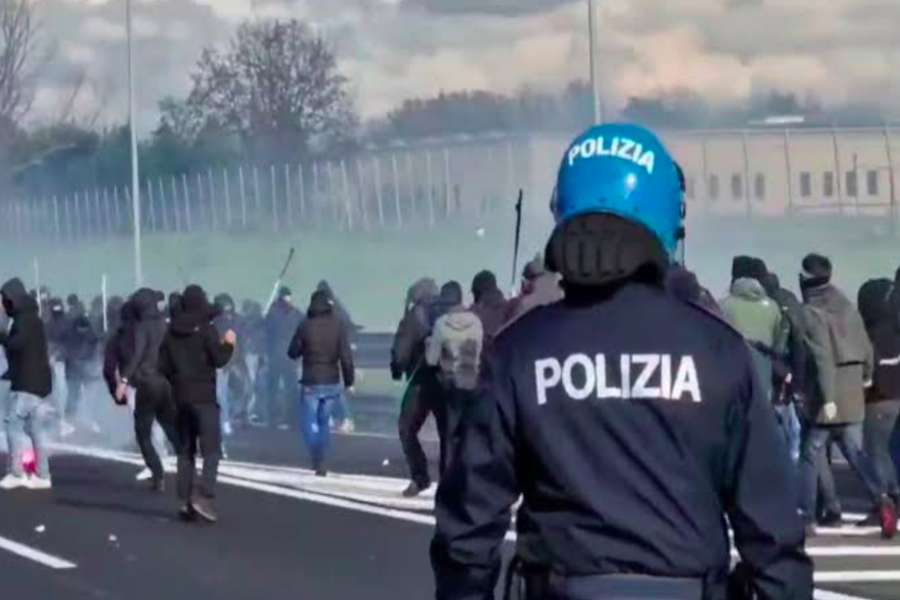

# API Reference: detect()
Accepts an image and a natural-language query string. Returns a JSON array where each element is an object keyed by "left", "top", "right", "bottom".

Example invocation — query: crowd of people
[{"left": 0, "top": 278, "right": 357, "bottom": 521}]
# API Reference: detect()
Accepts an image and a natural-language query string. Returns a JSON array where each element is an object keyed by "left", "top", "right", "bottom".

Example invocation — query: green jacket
[
  {"left": 801, "top": 284, "right": 874, "bottom": 425},
  {"left": 720, "top": 278, "right": 784, "bottom": 349}
]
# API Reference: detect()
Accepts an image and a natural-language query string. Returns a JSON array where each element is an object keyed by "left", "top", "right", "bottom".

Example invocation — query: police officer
[{"left": 430, "top": 124, "right": 812, "bottom": 600}]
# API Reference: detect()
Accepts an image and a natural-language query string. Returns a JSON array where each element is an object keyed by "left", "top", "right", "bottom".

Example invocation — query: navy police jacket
[{"left": 431, "top": 281, "right": 812, "bottom": 600}]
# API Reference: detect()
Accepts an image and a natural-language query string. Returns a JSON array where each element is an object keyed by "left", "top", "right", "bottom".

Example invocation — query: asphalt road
[{"left": 0, "top": 428, "right": 899, "bottom": 600}]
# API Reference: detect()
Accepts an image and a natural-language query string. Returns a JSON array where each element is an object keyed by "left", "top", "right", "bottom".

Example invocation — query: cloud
[{"left": 24, "top": 0, "right": 900, "bottom": 134}]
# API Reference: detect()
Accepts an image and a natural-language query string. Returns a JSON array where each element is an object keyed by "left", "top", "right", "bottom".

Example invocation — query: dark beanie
[
  {"left": 182, "top": 285, "right": 209, "bottom": 315},
  {"left": 801, "top": 253, "right": 832, "bottom": 281},
  {"left": 440, "top": 281, "right": 464, "bottom": 306},
  {"left": 732, "top": 255, "right": 767, "bottom": 283},
  {"left": 471, "top": 270, "right": 498, "bottom": 301}
]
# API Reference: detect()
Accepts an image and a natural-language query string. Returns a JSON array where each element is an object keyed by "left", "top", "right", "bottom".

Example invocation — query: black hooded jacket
[
  {"left": 120, "top": 288, "right": 167, "bottom": 386},
  {"left": 287, "top": 291, "right": 354, "bottom": 387},
  {"left": 159, "top": 286, "right": 234, "bottom": 405},
  {"left": 103, "top": 301, "right": 138, "bottom": 399},
  {"left": 0, "top": 278, "right": 52, "bottom": 397},
  {"left": 861, "top": 277, "right": 900, "bottom": 401}
]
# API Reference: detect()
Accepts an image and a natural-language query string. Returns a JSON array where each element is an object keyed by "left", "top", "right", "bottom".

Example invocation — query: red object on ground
[{"left": 22, "top": 449, "right": 36, "bottom": 475}]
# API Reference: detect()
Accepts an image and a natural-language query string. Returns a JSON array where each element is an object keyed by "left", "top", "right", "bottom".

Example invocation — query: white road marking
[
  {"left": 816, "top": 571, "right": 900, "bottom": 583},
  {"left": 815, "top": 590, "right": 877, "bottom": 600},
  {"left": 0, "top": 534, "right": 77, "bottom": 570}
]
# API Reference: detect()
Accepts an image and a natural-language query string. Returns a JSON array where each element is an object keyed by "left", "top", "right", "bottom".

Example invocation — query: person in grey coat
[{"left": 798, "top": 253, "right": 895, "bottom": 537}]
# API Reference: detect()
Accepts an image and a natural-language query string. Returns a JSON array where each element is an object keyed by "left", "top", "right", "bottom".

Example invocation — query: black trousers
[
  {"left": 134, "top": 378, "right": 180, "bottom": 480},
  {"left": 264, "top": 357, "right": 297, "bottom": 426},
  {"left": 398, "top": 369, "right": 447, "bottom": 487},
  {"left": 176, "top": 402, "right": 222, "bottom": 501}
]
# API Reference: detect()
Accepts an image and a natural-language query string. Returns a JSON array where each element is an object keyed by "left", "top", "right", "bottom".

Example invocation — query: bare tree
[
  {"left": 0, "top": 0, "right": 36, "bottom": 127},
  {"left": 186, "top": 18, "right": 355, "bottom": 160}
]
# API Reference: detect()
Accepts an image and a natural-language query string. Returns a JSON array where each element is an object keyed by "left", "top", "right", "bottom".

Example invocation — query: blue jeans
[
  {"left": 800, "top": 423, "right": 885, "bottom": 520},
  {"left": 774, "top": 403, "right": 801, "bottom": 464},
  {"left": 300, "top": 385, "right": 343, "bottom": 470},
  {"left": 216, "top": 370, "right": 231, "bottom": 428},
  {"left": 5, "top": 392, "right": 53, "bottom": 478}
]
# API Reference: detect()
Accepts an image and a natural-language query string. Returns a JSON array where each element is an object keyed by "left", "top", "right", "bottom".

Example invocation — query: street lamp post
[
  {"left": 588, "top": 0, "right": 604, "bottom": 125},
  {"left": 127, "top": 0, "right": 143, "bottom": 287}
]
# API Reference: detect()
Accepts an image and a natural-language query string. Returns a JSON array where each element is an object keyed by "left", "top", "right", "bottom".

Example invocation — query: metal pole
[
  {"left": 52, "top": 196, "right": 60, "bottom": 240},
  {"left": 884, "top": 125, "right": 897, "bottom": 238},
  {"left": 253, "top": 165, "right": 261, "bottom": 220},
  {"left": 270, "top": 164, "right": 278, "bottom": 232},
  {"left": 171, "top": 176, "right": 181, "bottom": 232},
  {"left": 426, "top": 150, "right": 435, "bottom": 227},
  {"left": 114, "top": 186, "right": 123, "bottom": 232},
  {"left": 285, "top": 163, "right": 293, "bottom": 230},
  {"left": 127, "top": 0, "right": 143, "bottom": 286},
  {"left": 101, "top": 274, "right": 108, "bottom": 333},
  {"left": 372, "top": 155, "right": 384, "bottom": 228},
  {"left": 94, "top": 188, "right": 102, "bottom": 237},
  {"left": 239, "top": 165, "right": 248, "bottom": 229},
  {"left": 223, "top": 167, "right": 233, "bottom": 228},
  {"left": 182, "top": 173, "right": 192, "bottom": 232},
  {"left": 588, "top": 0, "right": 603, "bottom": 124},
  {"left": 103, "top": 188, "right": 112, "bottom": 235},
  {"left": 195, "top": 172, "right": 204, "bottom": 230},
  {"left": 355, "top": 158, "right": 369, "bottom": 230},
  {"left": 405, "top": 153, "right": 415, "bottom": 218},
  {"left": 74, "top": 191, "right": 81, "bottom": 239},
  {"left": 443, "top": 147, "right": 452, "bottom": 218},
  {"left": 208, "top": 169, "right": 217, "bottom": 231},
  {"left": 783, "top": 129, "right": 794, "bottom": 215},
  {"left": 144, "top": 180, "right": 155, "bottom": 232},
  {"left": 298, "top": 163, "right": 306, "bottom": 222},
  {"left": 341, "top": 160, "right": 353, "bottom": 232},
  {"left": 158, "top": 178, "right": 168, "bottom": 231},
  {"left": 741, "top": 131, "right": 751, "bottom": 217},
  {"left": 391, "top": 153, "right": 403, "bottom": 228},
  {"left": 831, "top": 128, "right": 844, "bottom": 210},
  {"left": 63, "top": 196, "right": 71, "bottom": 240}
]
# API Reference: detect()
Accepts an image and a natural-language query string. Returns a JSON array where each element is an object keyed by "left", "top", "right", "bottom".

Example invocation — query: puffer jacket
[
  {"left": 425, "top": 306, "right": 483, "bottom": 391},
  {"left": 0, "top": 278, "right": 52, "bottom": 398},
  {"left": 287, "top": 291, "right": 354, "bottom": 387}
]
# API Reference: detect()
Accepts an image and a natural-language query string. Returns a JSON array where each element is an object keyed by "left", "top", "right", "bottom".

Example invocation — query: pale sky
[{"left": 26, "top": 0, "right": 900, "bottom": 135}]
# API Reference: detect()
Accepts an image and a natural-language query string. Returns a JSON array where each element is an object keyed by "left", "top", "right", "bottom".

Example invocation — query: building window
[
  {"left": 823, "top": 172, "right": 834, "bottom": 198},
  {"left": 686, "top": 176, "right": 696, "bottom": 200},
  {"left": 754, "top": 174, "right": 766, "bottom": 201},
  {"left": 800, "top": 172, "right": 812, "bottom": 198},
  {"left": 846, "top": 171, "right": 858, "bottom": 198},
  {"left": 867, "top": 170, "right": 880, "bottom": 196},
  {"left": 709, "top": 175, "right": 720, "bottom": 201},
  {"left": 731, "top": 174, "right": 743, "bottom": 200}
]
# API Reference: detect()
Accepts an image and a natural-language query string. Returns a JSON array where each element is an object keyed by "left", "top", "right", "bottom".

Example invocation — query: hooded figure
[
  {"left": 469, "top": 271, "right": 507, "bottom": 343},
  {"left": 316, "top": 280, "right": 356, "bottom": 334},
  {"left": 798, "top": 253, "right": 893, "bottom": 534},
  {"left": 287, "top": 290, "right": 355, "bottom": 475},
  {"left": 159, "top": 284, "right": 235, "bottom": 521},
  {"left": 0, "top": 278, "right": 53, "bottom": 488},
  {"left": 391, "top": 278, "right": 439, "bottom": 381},
  {"left": 103, "top": 300, "right": 139, "bottom": 402},
  {"left": 427, "top": 282, "right": 483, "bottom": 392},
  {"left": 261, "top": 286, "right": 303, "bottom": 429},
  {"left": 120, "top": 287, "right": 180, "bottom": 492}
]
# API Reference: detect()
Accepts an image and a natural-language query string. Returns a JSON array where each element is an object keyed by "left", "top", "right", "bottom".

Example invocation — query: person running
[
  {"left": 159, "top": 285, "right": 236, "bottom": 522},
  {"left": 0, "top": 278, "right": 54, "bottom": 490},
  {"left": 115, "top": 288, "right": 181, "bottom": 493},
  {"left": 287, "top": 290, "right": 355, "bottom": 477}
]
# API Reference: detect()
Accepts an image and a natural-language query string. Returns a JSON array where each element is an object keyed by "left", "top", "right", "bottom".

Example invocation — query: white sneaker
[
  {"left": 223, "top": 421, "right": 233, "bottom": 437},
  {"left": 135, "top": 468, "right": 153, "bottom": 481},
  {"left": 339, "top": 420, "right": 355, "bottom": 434},
  {"left": 27, "top": 476, "right": 52, "bottom": 490},
  {"left": 0, "top": 474, "right": 29, "bottom": 490}
]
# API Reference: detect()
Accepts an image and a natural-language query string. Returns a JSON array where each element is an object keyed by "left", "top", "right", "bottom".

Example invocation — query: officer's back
[{"left": 430, "top": 124, "right": 811, "bottom": 600}]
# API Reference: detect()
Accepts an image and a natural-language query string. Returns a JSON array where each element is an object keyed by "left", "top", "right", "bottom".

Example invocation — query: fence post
[
  {"left": 102, "top": 188, "right": 111, "bottom": 236},
  {"left": 170, "top": 176, "right": 181, "bottom": 232},
  {"left": 182, "top": 173, "right": 192, "bottom": 233},
  {"left": 884, "top": 126, "right": 897, "bottom": 237},
  {"left": 425, "top": 149, "right": 435, "bottom": 228},
  {"left": 285, "top": 163, "right": 293, "bottom": 230},
  {"left": 114, "top": 187, "right": 123, "bottom": 233},
  {"left": 406, "top": 152, "right": 416, "bottom": 219},
  {"left": 63, "top": 196, "right": 72, "bottom": 240},
  {"left": 443, "top": 147, "right": 452, "bottom": 218},
  {"left": 783, "top": 129, "right": 794, "bottom": 216},
  {"left": 208, "top": 169, "right": 217, "bottom": 232},
  {"left": 341, "top": 160, "right": 353, "bottom": 232},
  {"left": 312, "top": 162, "right": 320, "bottom": 225},
  {"left": 741, "top": 131, "right": 752, "bottom": 218},
  {"left": 253, "top": 165, "right": 261, "bottom": 220},
  {"left": 74, "top": 191, "right": 82, "bottom": 239},
  {"left": 196, "top": 172, "right": 205, "bottom": 231},
  {"left": 223, "top": 167, "right": 233, "bottom": 228},
  {"left": 372, "top": 155, "right": 385, "bottom": 228},
  {"left": 391, "top": 154, "right": 403, "bottom": 228},
  {"left": 239, "top": 165, "right": 248, "bottom": 229},
  {"left": 831, "top": 128, "right": 844, "bottom": 212},
  {"left": 270, "top": 164, "right": 278, "bottom": 232},
  {"left": 157, "top": 178, "right": 168, "bottom": 232},
  {"left": 144, "top": 181, "right": 155, "bottom": 232},
  {"left": 53, "top": 196, "right": 61, "bottom": 240},
  {"left": 297, "top": 163, "right": 306, "bottom": 223},
  {"left": 355, "top": 158, "right": 369, "bottom": 230}
]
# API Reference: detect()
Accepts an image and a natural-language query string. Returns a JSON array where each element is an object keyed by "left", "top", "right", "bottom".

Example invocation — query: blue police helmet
[{"left": 552, "top": 123, "right": 684, "bottom": 255}]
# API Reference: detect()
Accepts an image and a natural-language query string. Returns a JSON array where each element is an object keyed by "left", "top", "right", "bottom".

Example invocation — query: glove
[{"left": 390, "top": 361, "right": 403, "bottom": 382}]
